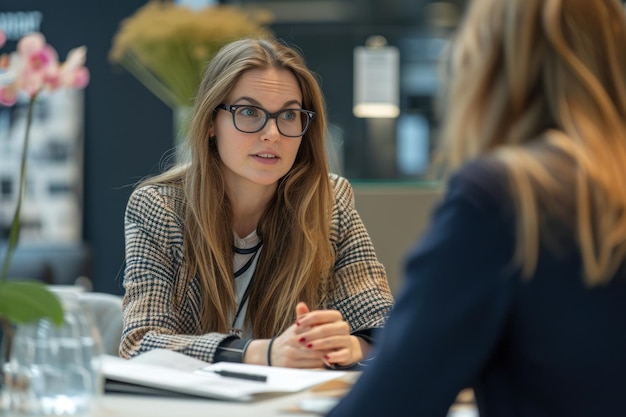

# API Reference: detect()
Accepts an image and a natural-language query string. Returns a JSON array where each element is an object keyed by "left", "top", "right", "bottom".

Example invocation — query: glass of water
[{"left": 6, "top": 291, "right": 103, "bottom": 416}]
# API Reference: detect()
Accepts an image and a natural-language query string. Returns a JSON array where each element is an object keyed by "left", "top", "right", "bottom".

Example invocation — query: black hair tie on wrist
[{"left": 267, "top": 337, "right": 276, "bottom": 366}]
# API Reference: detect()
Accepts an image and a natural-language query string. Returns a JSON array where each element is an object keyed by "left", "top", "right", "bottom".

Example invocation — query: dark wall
[
  {"left": 83, "top": 2, "right": 173, "bottom": 295},
  {"left": 3, "top": 1, "right": 173, "bottom": 295}
]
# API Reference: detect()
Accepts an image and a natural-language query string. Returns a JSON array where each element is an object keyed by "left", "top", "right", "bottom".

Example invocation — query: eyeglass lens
[{"left": 231, "top": 105, "right": 311, "bottom": 137}]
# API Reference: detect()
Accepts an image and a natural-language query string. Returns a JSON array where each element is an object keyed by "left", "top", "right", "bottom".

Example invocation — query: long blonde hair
[
  {"left": 141, "top": 38, "right": 334, "bottom": 336},
  {"left": 438, "top": 0, "right": 626, "bottom": 285}
]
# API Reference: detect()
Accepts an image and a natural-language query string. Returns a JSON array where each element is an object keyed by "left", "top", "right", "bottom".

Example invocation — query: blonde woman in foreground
[{"left": 327, "top": 0, "right": 626, "bottom": 416}]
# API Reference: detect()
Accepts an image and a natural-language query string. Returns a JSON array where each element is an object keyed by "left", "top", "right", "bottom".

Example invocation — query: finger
[
  {"left": 323, "top": 349, "right": 352, "bottom": 366},
  {"left": 297, "top": 321, "right": 350, "bottom": 343},
  {"left": 302, "top": 334, "right": 352, "bottom": 352},
  {"left": 295, "top": 302, "right": 310, "bottom": 320},
  {"left": 274, "top": 343, "right": 328, "bottom": 368},
  {"left": 294, "top": 303, "right": 312, "bottom": 335},
  {"left": 322, "top": 356, "right": 336, "bottom": 369},
  {"left": 297, "top": 309, "right": 344, "bottom": 327}
]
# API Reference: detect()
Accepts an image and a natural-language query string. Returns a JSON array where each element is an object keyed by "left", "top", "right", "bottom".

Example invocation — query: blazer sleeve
[
  {"left": 326, "top": 175, "right": 395, "bottom": 334},
  {"left": 120, "top": 184, "right": 230, "bottom": 363}
]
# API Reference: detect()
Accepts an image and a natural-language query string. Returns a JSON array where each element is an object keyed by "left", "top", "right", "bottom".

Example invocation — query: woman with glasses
[
  {"left": 120, "top": 38, "right": 394, "bottom": 368},
  {"left": 326, "top": 0, "right": 626, "bottom": 415}
]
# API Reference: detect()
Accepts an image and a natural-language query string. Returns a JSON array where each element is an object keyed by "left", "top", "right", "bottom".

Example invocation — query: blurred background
[{"left": 0, "top": 0, "right": 466, "bottom": 296}]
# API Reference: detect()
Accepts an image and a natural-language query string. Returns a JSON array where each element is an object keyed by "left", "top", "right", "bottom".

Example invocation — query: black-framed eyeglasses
[{"left": 216, "top": 104, "right": 316, "bottom": 138}]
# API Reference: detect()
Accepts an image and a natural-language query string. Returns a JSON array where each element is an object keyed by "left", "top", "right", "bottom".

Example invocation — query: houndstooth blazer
[{"left": 120, "top": 174, "right": 394, "bottom": 363}]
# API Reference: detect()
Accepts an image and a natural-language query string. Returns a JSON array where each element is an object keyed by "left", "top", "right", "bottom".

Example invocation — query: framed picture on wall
[{"left": 0, "top": 88, "right": 85, "bottom": 243}]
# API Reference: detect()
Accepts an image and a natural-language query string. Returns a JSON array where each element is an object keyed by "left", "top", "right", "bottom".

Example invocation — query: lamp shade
[{"left": 353, "top": 42, "right": 400, "bottom": 118}]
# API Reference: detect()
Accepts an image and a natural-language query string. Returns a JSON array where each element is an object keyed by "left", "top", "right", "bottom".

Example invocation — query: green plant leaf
[{"left": 0, "top": 280, "right": 64, "bottom": 325}]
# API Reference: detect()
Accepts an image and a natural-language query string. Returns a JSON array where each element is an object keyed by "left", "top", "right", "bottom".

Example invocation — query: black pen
[{"left": 213, "top": 370, "right": 268, "bottom": 382}]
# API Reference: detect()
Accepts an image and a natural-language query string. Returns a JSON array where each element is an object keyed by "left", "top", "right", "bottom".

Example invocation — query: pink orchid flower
[
  {"left": 0, "top": 29, "right": 6, "bottom": 48},
  {"left": 15, "top": 32, "right": 59, "bottom": 97},
  {"left": 57, "top": 46, "right": 90, "bottom": 89},
  {"left": 0, "top": 30, "right": 88, "bottom": 106},
  {"left": 0, "top": 27, "right": 87, "bottom": 327}
]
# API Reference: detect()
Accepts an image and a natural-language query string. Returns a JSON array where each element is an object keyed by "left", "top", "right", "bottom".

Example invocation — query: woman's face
[{"left": 212, "top": 67, "right": 304, "bottom": 195}]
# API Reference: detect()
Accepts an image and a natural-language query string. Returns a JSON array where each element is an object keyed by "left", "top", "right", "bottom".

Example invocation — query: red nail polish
[
  {"left": 306, "top": 343, "right": 313, "bottom": 349},
  {"left": 299, "top": 337, "right": 306, "bottom": 343},
  {"left": 324, "top": 355, "right": 330, "bottom": 360},
  {"left": 296, "top": 321, "right": 301, "bottom": 326}
]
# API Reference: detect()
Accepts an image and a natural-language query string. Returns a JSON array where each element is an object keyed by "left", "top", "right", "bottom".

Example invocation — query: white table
[
  {"left": 92, "top": 368, "right": 477, "bottom": 417},
  {"left": 94, "top": 390, "right": 336, "bottom": 417},
  {"left": 93, "top": 390, "right": 478, "bottom": 417}
]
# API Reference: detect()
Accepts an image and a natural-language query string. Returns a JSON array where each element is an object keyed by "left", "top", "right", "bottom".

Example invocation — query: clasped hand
[{"left": 268, "top": 302, "right": 366, "bottom": 368}]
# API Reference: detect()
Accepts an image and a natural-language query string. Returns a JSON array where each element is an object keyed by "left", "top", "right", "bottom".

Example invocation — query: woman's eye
[
  {"left": 281, "top": 110, "right": 297, "bottom": 121},
  {"left": 238, "top": 107, "right": 258, "bottom": 117}
]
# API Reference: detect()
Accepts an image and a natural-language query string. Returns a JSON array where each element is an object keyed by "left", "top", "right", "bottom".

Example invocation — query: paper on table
[
  {"left": 195, "top": 362, "right": 348, "bottom": 393},
  {"left": 102, "top": 349, "right": 347, "bottom": 402}
]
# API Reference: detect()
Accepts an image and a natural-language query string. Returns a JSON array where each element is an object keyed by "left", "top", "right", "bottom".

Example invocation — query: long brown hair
[
  {"left": 141, "top": 38, "right": 334, "bottom": 336},
  {"left": 437, "top": 0, "right": 626, "bottom": 285}
]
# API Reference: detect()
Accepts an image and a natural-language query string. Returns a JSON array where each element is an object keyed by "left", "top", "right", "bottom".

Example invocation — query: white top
[{"left": 231, "top": 230, "right": 262, "bottom": 337}]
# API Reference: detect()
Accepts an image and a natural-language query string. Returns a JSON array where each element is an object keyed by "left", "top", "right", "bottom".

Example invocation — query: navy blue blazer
[{"left": 327, "top": 157, "right": 626, "bottom": 417}]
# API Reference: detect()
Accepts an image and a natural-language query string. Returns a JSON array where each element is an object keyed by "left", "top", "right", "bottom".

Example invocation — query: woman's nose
[{"left": 260, "top": 118, "right": 281, "bottom": 141}]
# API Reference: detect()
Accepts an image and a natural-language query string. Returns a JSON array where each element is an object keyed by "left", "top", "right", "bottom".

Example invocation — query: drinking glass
[{"left": 6, "top": 292, "right": 103, "bottom": 416}]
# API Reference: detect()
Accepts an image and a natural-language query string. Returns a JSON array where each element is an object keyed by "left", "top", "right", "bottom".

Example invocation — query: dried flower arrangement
[{"left": 109, "top": 1, "right": 274, "bottom": 109}]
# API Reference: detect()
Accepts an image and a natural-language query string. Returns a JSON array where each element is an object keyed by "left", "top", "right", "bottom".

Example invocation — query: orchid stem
[{"left": 1, "top": 94, "right": 37, "bottom": 283}]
